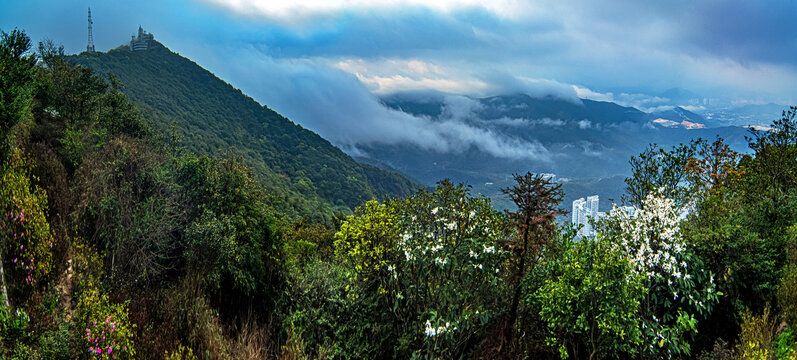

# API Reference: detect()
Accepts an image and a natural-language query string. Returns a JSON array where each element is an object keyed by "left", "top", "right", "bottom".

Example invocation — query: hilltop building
[
  {"left": 572, "top": 195, "right": 600, "bottom": 238},
  {"left": 130, "top": 26, "right": 154, "bottom": 51}
]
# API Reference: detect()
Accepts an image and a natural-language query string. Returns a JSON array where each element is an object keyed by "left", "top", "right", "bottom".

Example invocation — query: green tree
[
  {"left": 0, "top": 29, "right": 37, "bottom": 155},
  {"left": 623, "top": 143, "right": 695, "bottom": 208},
  {"left": 745, "top": 106, "right": 797, "bottom": 195},
  {"left": 178, "top": 153, "right": 284, "bottom": 315},
  {"left": 535, "top": 234, "right": 644, "bottom": 360}
]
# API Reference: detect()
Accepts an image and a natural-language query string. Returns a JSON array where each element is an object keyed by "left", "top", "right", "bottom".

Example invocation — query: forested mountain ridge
[{"left": 69, "top": 40, "right": 418, "bottom": 211}]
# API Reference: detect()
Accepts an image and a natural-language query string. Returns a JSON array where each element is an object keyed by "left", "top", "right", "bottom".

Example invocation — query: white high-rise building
[
  {"left": 572, "top": 197, "right": 586, "bottom": 226},
  {"left": 572, "top": 195, "right": 600, "bottom": 238}
]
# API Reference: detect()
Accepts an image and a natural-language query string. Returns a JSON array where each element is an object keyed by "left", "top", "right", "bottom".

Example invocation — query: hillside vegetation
[
  {"left": 3, "top": 29, "right": 797, "bottom": 360},
  {"left": 70, "top": 40, "right": 418, "bottom": 218}
]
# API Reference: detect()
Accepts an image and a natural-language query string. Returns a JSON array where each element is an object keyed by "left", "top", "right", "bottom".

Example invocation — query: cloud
[
  {"left": 479, "top": 72, "right": 582, "bottom": 103},
  {"left": 440, "top": 95, "right": 483, "bottom": 119},
  {"left": 204, "top": 46, "right": 549, "bottom": 160},
  {"left": 573, "top": 85, "right": 676, "bottom": 112},
  {"left": 335, "top": 58, "right": 490, "bottom": 94},
  {"left": 489, "top": 117, "right": 565, "bottom": 127},
  {"left": 680, "top": 105, "right": 705, "bottom": 113},
  {"left": 198, "top": 0, "right": 527, "bottom": 23}
]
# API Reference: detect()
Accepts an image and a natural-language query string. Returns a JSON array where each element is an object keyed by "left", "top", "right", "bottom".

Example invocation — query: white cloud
[
  {"left": 573, "top": 85, "right": 676, "bottom": 112},
  {"left": 572, "top": 86, "right": 614, "bottom": 102},
  {"left": 490, "top": 117, "right": 565, "bottom": 127},
  {"left": 334, "top": 58, "right": 490, "bottom": 95},
  {"left": 200, "top": 46, "right": 550, "bottom": 160},
  {"left": 199, "top": 0, "right": 527, "bottom": 22}
]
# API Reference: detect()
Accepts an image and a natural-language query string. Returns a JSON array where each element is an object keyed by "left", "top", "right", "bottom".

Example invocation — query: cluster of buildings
[
  {"left": 129, "top": 26, "right": 154, "bottom": 51},
  {"left": 572, "top": 195, "right": 639, "bottom": 238}
]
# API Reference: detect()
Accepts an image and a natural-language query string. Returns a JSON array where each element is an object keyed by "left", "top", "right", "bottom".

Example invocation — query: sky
[{"left": 2, "top": 0, "right": 796, "bottom": 158}]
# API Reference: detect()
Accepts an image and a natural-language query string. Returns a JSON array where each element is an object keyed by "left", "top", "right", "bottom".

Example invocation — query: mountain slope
[{"left": 70, "top": 41, "right": 418, "bottom": 210}]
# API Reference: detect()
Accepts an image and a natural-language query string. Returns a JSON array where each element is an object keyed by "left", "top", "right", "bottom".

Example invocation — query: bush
[
  {"left": 74, "top": 285, "right": 136, "bottom": 359},
  {"left": 334, "top": 181, "right": 508, "bottom": 358},
  {"left": 1, "top": 149, "right": 55, "bottom": 291},
  {"left": 736, "top": 308, "right": 776, "bottom": 360},
  {"left": 534, "top": 234, "right": 644, "bottom": 359},
  {"left": 605, "top": 189, "right": 720, "bottom": 358},
  {"left": 38, "top": 320, "right": 71, "bottom": 360}
]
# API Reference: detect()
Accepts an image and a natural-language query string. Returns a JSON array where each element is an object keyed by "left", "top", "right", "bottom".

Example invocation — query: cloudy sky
[{"left": 2, "top": 0, "right": 796, "bottom": 157}]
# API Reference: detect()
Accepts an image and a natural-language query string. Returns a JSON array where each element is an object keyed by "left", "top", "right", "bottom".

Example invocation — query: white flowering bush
[
  {"left": 607, "top": 189, "right": 720, "bottom": 358},
  {"left": 395, "top": 183, "right": 506, "bottom": 358},
  {"left": 335, "top": 181, "right": 508, "bottom": 358}
]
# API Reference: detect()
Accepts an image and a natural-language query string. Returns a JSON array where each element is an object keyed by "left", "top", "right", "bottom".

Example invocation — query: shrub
[
  {"left": 534, "top": 234, "right": 645, "bottom": 359},
  {"left": 736, "top": 308, "right": 776, "bottom": 360},
  {"left": 74, "top": 286, "right": 135, "bottom": 359},
  {"left": 38, "top": 320, "right": 71, "bottom": 360},
  {"left": 334, "top": 181, "right": 508, "bottom": 358},
  {"left": 605, "top": 189, "right": 720, "bottom": 358},
  {"left": 0, "top": 149, "right": 54, "bottom": 293}
]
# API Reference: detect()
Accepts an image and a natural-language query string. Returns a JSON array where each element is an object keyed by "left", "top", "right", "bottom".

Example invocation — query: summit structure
[{"left": 129, "top": 26, "right": 154, "bottom": 51}]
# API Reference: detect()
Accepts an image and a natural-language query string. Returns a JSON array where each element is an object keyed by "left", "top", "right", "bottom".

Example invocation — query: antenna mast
[{"left": 87, "top": 7, "right": 95, "bottom": 52}]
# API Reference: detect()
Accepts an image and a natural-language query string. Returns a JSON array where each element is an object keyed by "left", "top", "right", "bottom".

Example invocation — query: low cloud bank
[{"left": 211, "top": 48, "right": 550, "bottom": 161}]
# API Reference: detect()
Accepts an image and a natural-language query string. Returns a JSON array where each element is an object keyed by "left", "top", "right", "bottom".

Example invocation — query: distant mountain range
[
  {"left": 373, "top": 93, "right": 751, "bottom": 210},
  {"left": 70, "top": 41, "right": 419, "bottom": 216}
]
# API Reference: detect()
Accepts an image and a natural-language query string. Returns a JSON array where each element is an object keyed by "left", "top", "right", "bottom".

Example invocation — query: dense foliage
[{"left": 3, "top": 27, "right": 797, "bottom": 360}]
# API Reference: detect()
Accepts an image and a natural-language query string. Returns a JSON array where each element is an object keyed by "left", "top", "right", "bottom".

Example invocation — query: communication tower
[{"left": 87, "top": 7, "right": 95, "bottom": 52}]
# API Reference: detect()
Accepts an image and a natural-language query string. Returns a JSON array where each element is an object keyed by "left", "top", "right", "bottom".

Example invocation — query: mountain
[
  {"left": 70, "top": 41, "right": 419, "bottom": 211},
  {"left": 375, "top": 93, "right": 750, "bottom": 210},
  {"left": 647, "top": 106, "right": 723, "bottom": 129}
]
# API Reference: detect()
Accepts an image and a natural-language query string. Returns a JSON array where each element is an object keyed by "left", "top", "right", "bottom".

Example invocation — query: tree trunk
[
  {"left": 506, "top": 217, "right": 532, "bottom": 348},
  {"left": 0, "top": 251, "right": 9, "bottom": 309}
]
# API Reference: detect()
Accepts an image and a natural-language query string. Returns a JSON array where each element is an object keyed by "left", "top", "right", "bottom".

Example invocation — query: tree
[
  {"left": 745, "top": 106, "right": 797, "bottom": 195},
  {"left": 535, "top": 234, "right": 644, "bottom": 360},
  {"left": 0, "top": 29, "right": 37, "bottom": 156},
  {"left": 623, "top": 143, "right": 695, "bottom": 208},
  {"left": 501, "top": 172, "right": 565, "bottom": 351},
  {"left": 684, "top": 136, "right": 744, "bottom": 196}
]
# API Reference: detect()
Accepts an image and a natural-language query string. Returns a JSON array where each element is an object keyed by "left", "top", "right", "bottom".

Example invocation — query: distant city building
[
  {"left": 572, "top": 195, "right": 600, "bottom": 238},
  {"left": 130, "top": 26, "right": 154, "bottom": 51}
]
